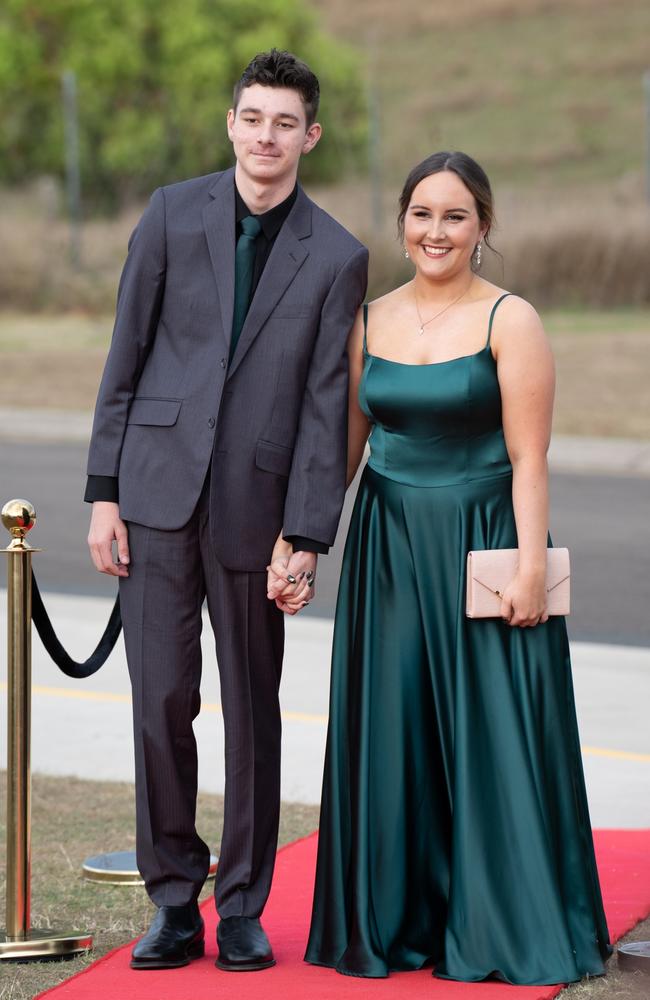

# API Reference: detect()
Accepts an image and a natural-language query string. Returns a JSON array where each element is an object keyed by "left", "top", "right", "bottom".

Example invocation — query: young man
[{"left": 86, "top": 50, "right": 368, "bottom": 971}]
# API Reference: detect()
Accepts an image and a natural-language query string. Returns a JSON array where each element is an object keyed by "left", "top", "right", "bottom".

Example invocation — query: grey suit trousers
[{"left": 119, "top": 472, "right": 284, "bottom": 915}]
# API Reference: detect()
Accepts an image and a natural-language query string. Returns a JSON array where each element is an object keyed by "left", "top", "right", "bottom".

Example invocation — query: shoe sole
[
  {"left": 215, "top": 957, "right": 276, "bottom": 972},
  {"left": 131, "top": 939, "right": 205, "bottom": 969}
]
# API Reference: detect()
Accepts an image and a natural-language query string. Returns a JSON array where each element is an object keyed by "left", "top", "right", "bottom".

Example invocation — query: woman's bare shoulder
[
  {"left": 491, "top": 294, "right": 551, "bottom": 367},
  {"left": 492, "top": 292, "right": 543, "bottom": 331}
]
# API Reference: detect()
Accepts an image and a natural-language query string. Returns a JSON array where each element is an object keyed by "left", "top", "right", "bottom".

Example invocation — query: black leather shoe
[
  {"left": 131, "top": 902, "right": 205, "bottom": 969},
  {"left": 216, "top": 916, "right": 275, "bottom": 971}
]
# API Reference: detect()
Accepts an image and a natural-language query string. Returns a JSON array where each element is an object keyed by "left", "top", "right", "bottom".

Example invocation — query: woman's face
[{"left": 403, "top": 170, "right": 485, "bottom": 280}]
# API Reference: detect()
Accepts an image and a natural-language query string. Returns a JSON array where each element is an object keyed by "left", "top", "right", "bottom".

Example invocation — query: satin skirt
[{"left": 305, "top": 466, "right": 611, "bottom": 984}]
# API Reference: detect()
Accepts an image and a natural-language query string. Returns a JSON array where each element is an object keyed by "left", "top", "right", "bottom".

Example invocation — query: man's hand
[
  {"left": 267, "top": 547, "right": 317, "bottom": 615},
  {"left": 87, "top": 502, "right": 130, "bottom": 577}
]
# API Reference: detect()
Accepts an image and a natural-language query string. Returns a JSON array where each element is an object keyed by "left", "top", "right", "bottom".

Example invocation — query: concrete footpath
[{"left": 1, "top": 590, "right": 648, "bottom": 829}]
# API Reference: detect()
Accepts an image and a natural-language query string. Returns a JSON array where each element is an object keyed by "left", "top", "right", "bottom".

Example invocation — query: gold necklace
[{"left": 413, "top": 285, "right": 469, "bottom": 336}]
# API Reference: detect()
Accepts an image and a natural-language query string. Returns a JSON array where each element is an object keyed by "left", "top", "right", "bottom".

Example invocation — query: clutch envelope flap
[
  {"left": 545, "top": 548, "right": 571, "bottom": 591},
  {"left": 469, "top": 548, "right": 518, "bottom": 598}
]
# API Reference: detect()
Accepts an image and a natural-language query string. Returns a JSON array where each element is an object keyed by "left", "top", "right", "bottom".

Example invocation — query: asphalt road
[{"left": 1, "top": 439, "right": 648, "bottom": 646}]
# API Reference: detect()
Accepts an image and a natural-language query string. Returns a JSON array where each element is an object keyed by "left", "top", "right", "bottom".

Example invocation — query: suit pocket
[
  {"left": 127, "top": 397, "right": 182, "bottom": 426},
  {"left": 255, "top": 439, "right": 293, "bottom": 477}
]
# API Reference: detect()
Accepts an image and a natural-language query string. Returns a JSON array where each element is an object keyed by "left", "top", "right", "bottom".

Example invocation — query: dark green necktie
[{"left": 230, "top": 214, "right": 262, "bottom": 361}]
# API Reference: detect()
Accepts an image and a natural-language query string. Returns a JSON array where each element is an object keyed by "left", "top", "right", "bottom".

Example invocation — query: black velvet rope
[{"left": 31, "top": 574, "right": 122, "bottom": 678}]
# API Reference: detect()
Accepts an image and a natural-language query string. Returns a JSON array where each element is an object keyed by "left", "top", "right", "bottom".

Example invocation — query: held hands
[
  {"left": 88, "top": 502, "right": 130, "bottom": 577},
  {"left": 267, "top": 536, "right": 316, "bottom": 615},
  {"left": 499, "top": 569, "right": 549, "bottom": 628}
]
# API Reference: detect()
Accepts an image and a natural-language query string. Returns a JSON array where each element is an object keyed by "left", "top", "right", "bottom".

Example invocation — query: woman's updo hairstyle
[{"left": 397, "top": 151, "right": 497, "bottom": 268}]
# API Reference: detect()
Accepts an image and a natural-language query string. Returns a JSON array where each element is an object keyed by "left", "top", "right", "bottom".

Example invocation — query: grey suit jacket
[{"left": 87, "top": 168, "right": 368, "bottom": 570}]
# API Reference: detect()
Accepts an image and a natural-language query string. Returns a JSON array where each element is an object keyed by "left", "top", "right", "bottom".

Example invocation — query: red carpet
[{"left": 39, "top": 830, "right": 650, "bottom": 1000}]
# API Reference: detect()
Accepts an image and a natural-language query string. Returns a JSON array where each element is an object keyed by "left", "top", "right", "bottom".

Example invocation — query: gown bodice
[{"left": 359, "top": 296, "right": 513, "bottom": 488}]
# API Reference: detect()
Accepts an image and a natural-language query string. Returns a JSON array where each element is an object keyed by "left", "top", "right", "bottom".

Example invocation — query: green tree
[{"left": 0, "top": 0, "right": 366, "bottom": 207}]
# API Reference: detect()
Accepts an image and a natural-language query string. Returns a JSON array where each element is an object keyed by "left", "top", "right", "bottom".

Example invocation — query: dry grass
[
  {"left": 314, "top": 0, "right": 619, "bottom": 33},
  {"left": 563, "top": 943, "right": 650, "bottom": 1000},
  {"left": 552, "top": 330, "right": 650, "bottom": 438},
  {"left": 2, "top": 308, "right": 649, "bottom": 439},
  {"left": 0, "top": 772, "right": 319, "bottom": 1000},
  {"left": 2, "top": 177, "right": 650, "bottom": 318},
  {"left": 0, "top": 183, "right": 139, "bottom": 315},
  {"left": 0, "top": 314, "right": 113, "bottom": 410},
  {"left": 310, "top": 178, "right": 650, "bottom": 308},
  {"left": 0, "top": 772, "right": 648, "bottom": 998},
  {"left": 314, "top": 0, "right": 649, "bottom": 188}
]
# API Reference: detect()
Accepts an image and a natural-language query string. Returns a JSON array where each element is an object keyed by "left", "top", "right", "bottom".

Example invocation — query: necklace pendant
[{"left": 418, "top": 326, "right": 424, "bottom": 336}]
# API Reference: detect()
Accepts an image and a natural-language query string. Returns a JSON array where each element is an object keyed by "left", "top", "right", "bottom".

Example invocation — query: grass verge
[
  {"left": 0, "top": 772, "right": 319, "bottom": 999},
  {"left": 0, "top": 772, "right": 648, "bottom": 999},
  {"left": 0, "top": 310, "right": 648, "bottom": 439}
]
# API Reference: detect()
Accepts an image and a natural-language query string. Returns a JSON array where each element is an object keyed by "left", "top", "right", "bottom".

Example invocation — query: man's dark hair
[{"left": 233, "top": 49, "right": 320, "bottom": 127}]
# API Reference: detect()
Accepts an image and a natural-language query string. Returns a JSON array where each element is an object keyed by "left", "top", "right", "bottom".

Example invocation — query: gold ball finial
[{"left": 2, "top": 499, "right": 36, "bottom": 550}]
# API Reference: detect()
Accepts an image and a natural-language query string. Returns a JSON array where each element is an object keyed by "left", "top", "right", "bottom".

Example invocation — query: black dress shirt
[
  {"left": 85, "top": 180, "right": 327, "bottom": 555},
  {"left": 235, "top": 184, "right": 297, "bottom": 299}
]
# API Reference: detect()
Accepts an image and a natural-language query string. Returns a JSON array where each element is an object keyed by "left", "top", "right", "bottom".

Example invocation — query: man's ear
[
  {"left": 226, "top": 108, "right": 235, "bottom": 141},
  {"left": 302, "top": 122, "right": 322, "bottom": 155}
]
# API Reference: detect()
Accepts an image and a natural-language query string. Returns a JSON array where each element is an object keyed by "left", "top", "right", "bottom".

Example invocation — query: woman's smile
[{"left": 421, "top": 244, "right": 452, "bottom": 258}]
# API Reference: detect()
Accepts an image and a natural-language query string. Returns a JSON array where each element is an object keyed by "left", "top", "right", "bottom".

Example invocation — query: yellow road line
[
  {"left": 3, "top": 683, "right": 649, "bottom": 761},
  {"left": 2, "top": 682, "right": 328, "bottom": 725},
  {"left": 581, "top": 745, "right": 650, "bottom": 763},
  {"left": 30, "top": 684, "right": 130, "bottom": 705}
]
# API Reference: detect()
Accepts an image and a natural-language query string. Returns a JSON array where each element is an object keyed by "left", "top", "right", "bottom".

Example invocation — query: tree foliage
[{"left": 0, "top": 0, "right": 367, "bottom": 207}]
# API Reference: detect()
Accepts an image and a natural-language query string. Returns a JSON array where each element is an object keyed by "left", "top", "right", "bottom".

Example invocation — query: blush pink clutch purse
[{"left": 465, "top": 548, "right": 570, "bottom": 618}]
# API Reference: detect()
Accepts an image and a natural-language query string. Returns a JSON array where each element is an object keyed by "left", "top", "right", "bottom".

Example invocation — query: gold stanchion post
[{"left": 1, "top": 499, "right": 92, "bottom": 960}]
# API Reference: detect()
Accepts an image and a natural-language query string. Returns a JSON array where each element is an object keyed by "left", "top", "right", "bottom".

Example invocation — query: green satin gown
[{"left": 305, "top": 295, "right": 611, "bottom": 985}]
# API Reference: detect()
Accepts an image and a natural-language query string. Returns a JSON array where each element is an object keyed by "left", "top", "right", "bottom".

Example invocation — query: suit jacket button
[
  {"left": 208, "top": 417, "right": 216, "bottom": 428},
  {"left": 220, "top": 358, "right": 226, "bottom": 368}
]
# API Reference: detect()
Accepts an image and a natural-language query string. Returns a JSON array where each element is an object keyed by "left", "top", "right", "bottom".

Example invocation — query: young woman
[{"left": 303, "top": 152, "right": 611, "bottom": 985}]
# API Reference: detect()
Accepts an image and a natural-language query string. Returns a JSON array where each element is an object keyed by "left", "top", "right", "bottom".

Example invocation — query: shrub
[{"left": 0, "top": 0, "right": 366, "bottom": 208}]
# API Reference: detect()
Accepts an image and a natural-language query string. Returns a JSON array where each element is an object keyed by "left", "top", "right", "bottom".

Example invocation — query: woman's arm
[
  {"left": 346, "top": 308, "right": 371, "bottom": 488},
  {"left": 493, "top": 296, "right": 556, "bottom": 627}
]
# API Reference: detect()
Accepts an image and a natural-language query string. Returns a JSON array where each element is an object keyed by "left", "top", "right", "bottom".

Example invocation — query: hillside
[{"left": 312, "top": 0, "right": 649, "bottom": 189}]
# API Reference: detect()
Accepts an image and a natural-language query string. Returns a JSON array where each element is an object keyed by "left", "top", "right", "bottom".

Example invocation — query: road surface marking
[{"left": 3, "top": 683, "right": 649, "bottom": 762}]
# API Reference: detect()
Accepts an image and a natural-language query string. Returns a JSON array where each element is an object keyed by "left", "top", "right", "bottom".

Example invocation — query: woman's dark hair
[
  {"left": 397, "top": 151, "right": 497, "bottom": 263},
  {"left": 233, "top": 49, "right": 320, "bottom": 127}
]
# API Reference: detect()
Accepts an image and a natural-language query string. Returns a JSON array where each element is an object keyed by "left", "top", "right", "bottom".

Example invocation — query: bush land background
[
  {"left": 0, "top": 0, "right": 366, "bottom": 204},
  {"left": 1, "top": 0, "right": 650, "bottom": 440},
  {"left": 1, "top": 0, "right": 650, "bottom": 312}
]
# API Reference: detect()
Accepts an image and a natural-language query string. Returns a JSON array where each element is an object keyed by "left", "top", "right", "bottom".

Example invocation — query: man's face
[{"left": 227, "top": 83, "right": 321, "bottom": 187}]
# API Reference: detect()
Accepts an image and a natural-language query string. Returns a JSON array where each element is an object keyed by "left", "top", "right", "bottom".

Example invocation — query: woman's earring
[
  {"left": 403, "top": 246, "right": 409, "bottom": 259},
  {"left": 473, "top": 242, "right": 482, "bottom": 268}
]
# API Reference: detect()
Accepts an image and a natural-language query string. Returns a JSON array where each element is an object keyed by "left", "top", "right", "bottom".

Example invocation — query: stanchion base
[
  {"left": 82, "top": 850, "right": 219, "bottom": 885},
  {"left": 618, "top": 941, "right": 650, "bottom": 974},
  {"left": 0, "top": 928, "right": 93, "bottom": 961}
]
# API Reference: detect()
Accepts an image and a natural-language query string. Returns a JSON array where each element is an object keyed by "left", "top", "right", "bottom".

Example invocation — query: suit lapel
[
  {"left": 227, "top": 188, "right": 312, "bottom": 380},
  {"left": 202, "top": 168, "right": 236, "bottom": 356}
]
